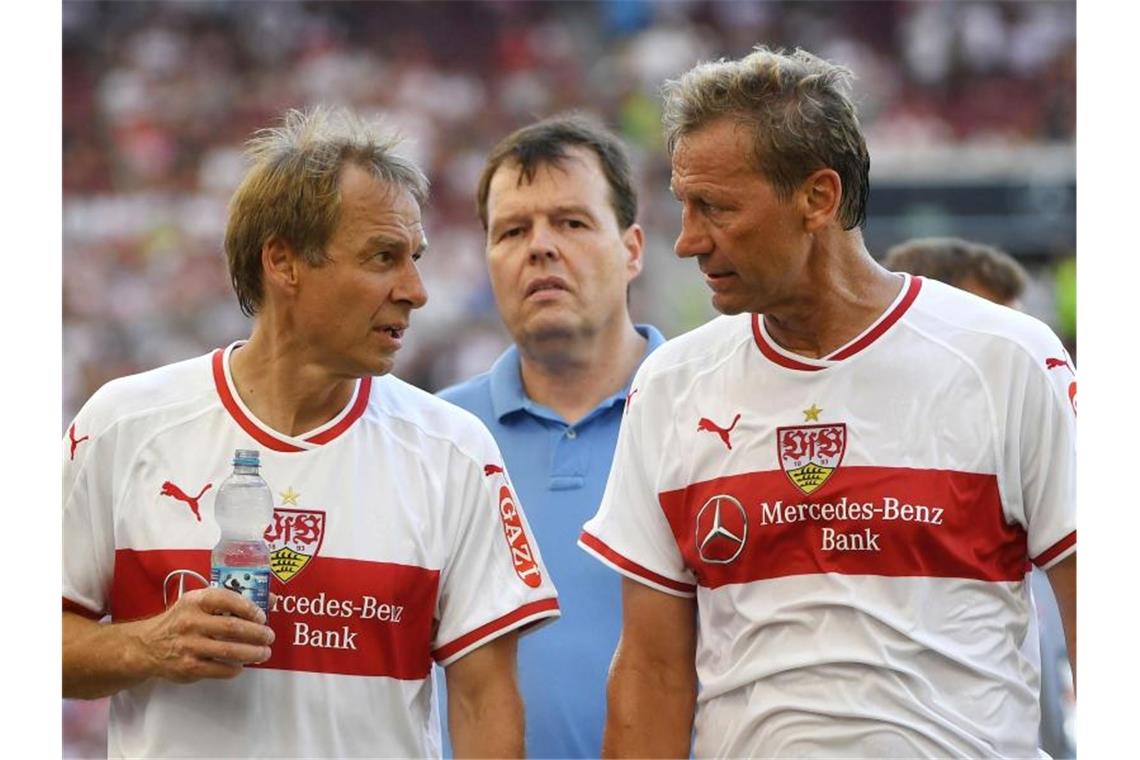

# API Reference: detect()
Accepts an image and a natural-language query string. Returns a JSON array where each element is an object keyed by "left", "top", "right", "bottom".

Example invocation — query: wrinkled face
[
  {"left": 294, "top": 164, "right": 428, "bottom": 377},
  {"left": 670, "top": 118, "right": 808, "bottom": 315},
  {"left": 485, "top": 147, "right": 642, "bottom": 348}
]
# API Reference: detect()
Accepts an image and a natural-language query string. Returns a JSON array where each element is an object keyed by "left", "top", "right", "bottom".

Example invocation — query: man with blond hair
[
  {"left": 62, "top": 107, "right": 559, "bottom": 757},
  {"left": 580, "top": 48, "right": 1076, "bottom": 757}
]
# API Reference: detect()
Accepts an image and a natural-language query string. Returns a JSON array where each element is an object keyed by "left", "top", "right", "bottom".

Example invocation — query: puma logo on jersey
[
  {"left": 698, "top": 414, "right": 742, "bottom": 450},
  {"left": 68, "top": 424, "right": 90, "bottom": 461},
  {"left": 1046, "top": 357, "right": 1074, "bottom": 375},
  {"left": 160, "top": 481, "right": 212, "bottom": 522},
  {"left": 484, "top": 464, "right": 504, "bottom": 477}
]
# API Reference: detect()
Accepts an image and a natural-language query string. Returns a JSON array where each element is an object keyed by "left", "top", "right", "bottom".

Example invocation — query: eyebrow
[
  {"left": 361, "top": 234, "right": 428, "bottom": 257},
  {"left": 490, "top": 204, "right": 598, "bottom": 231}
]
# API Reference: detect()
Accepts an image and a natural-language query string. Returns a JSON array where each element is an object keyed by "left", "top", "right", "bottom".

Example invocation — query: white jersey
[
  {"left": 581, "top": 275, "right": 1075, "bottom": 758},
  {"left": 63, "top": 343, "right": 560, "bottom": 758}
]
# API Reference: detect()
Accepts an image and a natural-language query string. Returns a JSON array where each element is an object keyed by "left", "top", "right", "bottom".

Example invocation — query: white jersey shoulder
[
  {"left": 634, "top": 314, "right": 752, "bottom": 384},
  {"left": 369, "top": 373, "right": 504, "bottom": 475},
  {"left": 907, "top": 278, "right": 1070, "bottom": 367},
  {"left": 71, "top": 352, "right": 216, "bottom": 438}
]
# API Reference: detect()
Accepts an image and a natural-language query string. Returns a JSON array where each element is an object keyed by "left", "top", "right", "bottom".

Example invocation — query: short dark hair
[
  {"left": 882, "top": 237, "right": 1027, "bottom": 303},
  {"left": 476, "top": 112, "right": 638, "bottom": 232},
  {"left": 662, "top": 46, "right": 870, "bottom": 230}
]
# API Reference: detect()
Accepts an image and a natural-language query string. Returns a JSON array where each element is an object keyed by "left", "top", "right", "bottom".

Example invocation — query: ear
[
  {"left": 621, "top": 223, "right": 645, "bottom": 283},
  {"left": 261, "top": 235, "right": 302, "bottom": 301},
  {"left": 800, "top": 168, "right": 843, "bottom": 233}
]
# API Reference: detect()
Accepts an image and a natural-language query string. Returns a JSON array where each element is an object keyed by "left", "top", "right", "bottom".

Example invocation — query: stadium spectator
[
  {"left": 883, "top": 235, "right": 1076, "bottom": 758},
  {"left": 62, "top": 107, "right": 559, "bottom": 757},
  {"left": 580, "top": 46, "right": 1076, "bottom": 756},
  {"left": 437, "top": 114, "right": 665, "bottom": 757}
]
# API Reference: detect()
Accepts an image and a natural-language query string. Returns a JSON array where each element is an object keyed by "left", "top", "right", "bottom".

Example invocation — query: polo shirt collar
[{"left": 489, "top": 324, "right": 666, "bottom": 423}]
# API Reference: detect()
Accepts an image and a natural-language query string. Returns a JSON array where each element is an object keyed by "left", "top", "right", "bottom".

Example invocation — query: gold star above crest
[
  {"left": 280, "top": 487, "right": 300, "bottom": 506},
  {"left": 803, "top": 404, "right": 822, "bottom": 422}
]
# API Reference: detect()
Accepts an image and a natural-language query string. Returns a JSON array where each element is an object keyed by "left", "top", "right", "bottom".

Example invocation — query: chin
[{"left": 711, "top": 293, "right": 750, "bottom": 316}]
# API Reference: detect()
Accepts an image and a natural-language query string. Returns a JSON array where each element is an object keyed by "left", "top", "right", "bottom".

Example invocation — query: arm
[
  {"left": 1046, "top": 553, "right": 1076, "bottom": 692},
  {"left": 63, "top": 588, "right": 275, "bottom": 700},
  {"left": 445, "top": 631, "right": 524, "bottom": 758},
  {"left": 603, "top": 578, "right": 697, "bottom": 758}
]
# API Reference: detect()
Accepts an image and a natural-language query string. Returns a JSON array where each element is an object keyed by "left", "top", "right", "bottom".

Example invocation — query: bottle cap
[{"left": 233, "top": 449, "right": 260, "bottom": 467}]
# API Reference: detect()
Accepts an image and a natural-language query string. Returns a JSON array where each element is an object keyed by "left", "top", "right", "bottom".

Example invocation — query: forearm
[
  {"left": 63, "top": 612, "right": 154, "bottom": 699},
  {"left": 603, "top": 646, "right": 696, "bottom": 757},
  {"left": 1047, "top": 554, "right": 1077, "bottom": 692},
  {"left": 448, "top": 674, "right": 525, "bottom": 758}
]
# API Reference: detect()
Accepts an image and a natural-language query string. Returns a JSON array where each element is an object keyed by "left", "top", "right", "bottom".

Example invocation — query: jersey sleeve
[
  {"left": 1004, "top": 340, "right": 1076, "bottom": 569},
  {"left": 579, "top": 364, "right": 697, "bottom": 597},
  {"left": 432, "top": 425, "right": 560, "bottom": 667},
  {"left": 62, "top": 400, "right": 117, "bottom": 619}
]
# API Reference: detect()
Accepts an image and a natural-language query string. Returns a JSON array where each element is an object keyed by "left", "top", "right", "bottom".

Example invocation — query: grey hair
[
  {"left": 662, "top": 46, "right": 870, "bottom": 230},
  {"left": 224, "top": 106, "right": 430, "bottom": 316}
]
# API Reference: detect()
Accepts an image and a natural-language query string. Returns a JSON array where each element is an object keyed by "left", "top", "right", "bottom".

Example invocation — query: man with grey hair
[
  {"left": 580, "top": 47, "right": 1076, "bottom": 757},
  {"left": 62, "top": 107, "right": 559, "bottom": 757}
]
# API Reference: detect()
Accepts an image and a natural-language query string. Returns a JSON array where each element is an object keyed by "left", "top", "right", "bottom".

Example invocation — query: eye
[
  {"left": 563, "top": 218, "right": 588, "bottom": 230},
  {"left": 499, "top": 227, "right": 524, "bottom": 242}
]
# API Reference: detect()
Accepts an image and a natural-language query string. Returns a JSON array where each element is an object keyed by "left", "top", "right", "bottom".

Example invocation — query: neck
[
  {"left": 764, "top": 231, "right": 902, "bottom": 359},
  {"left": 229, "top": 320, "right": 357, "bottom": 438},
  {"left": 517, "top": 317, "right": 646, "bottom": 425}
]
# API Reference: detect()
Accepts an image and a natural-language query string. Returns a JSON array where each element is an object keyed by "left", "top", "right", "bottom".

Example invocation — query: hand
[{"left": 136, "top": 586, "right": 275, "bottom": 684}]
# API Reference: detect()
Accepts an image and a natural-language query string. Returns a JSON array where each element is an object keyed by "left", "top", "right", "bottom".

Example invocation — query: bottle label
[{"left": 211, "top": 566, "right": 270, "bottom": 613}]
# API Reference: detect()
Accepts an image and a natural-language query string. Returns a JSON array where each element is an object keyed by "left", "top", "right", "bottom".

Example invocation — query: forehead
[
  {"left": 337, "top": 163, "right": 424, "bottom": 240},
  {"left": 670, "top": 119, "right": 759, "bottom": 189},
  {"left": 486, "top": 146, "right": 611, "bottom": 217}
]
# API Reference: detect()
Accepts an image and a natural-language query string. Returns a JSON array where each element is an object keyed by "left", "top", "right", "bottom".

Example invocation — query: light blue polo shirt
[{"left": 436, "top": 324, "right": 665, "bottom": 759}]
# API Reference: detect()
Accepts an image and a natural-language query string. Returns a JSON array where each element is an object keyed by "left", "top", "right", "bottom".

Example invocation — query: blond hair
[
  {"left": 224, "top": 107, "right": 429, "bottom": 316},
  {"left": 662, "top": 46, "right": 869, "bottom": 230}
]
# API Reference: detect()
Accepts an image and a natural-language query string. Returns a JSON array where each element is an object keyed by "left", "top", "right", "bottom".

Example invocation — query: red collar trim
[
  {"left": 752, "top": 274, "right": 922, "bottom": 371},
  {"left": 211, "top": 345, "right": 372, "bottom": 452}
]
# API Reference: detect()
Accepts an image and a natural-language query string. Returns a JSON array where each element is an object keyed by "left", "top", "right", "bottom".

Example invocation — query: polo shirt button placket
[{"left": 565, "top": 428, "right": 577, "bottom": 439}]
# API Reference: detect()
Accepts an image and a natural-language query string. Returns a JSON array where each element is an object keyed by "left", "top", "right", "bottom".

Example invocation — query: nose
[
  {"left": 527, "top": 221, "right": 559, "bottom": 265},
  {"left": 394, "top": 259, "right": 428, "bottom": 309},
  {"left": 674, "top": 205, "right": 711, "bottom": 260}
]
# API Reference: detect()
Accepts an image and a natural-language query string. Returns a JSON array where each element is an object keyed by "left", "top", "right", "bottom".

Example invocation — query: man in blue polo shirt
[{"left": 438, "top": 114, "right": 665, "bottom": 758}]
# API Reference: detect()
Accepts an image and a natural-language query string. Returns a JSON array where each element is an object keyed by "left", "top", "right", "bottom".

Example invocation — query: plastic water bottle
[{"left": 210, "top": 449, "right": 273, "bottom": 613}]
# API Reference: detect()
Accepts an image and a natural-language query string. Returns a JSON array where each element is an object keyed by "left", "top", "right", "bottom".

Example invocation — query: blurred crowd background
[{"left": 62, "top": 1, "right": 1076, "bottom": 756}]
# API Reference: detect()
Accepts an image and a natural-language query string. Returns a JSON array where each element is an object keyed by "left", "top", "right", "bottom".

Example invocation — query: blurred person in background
[
  {"left": 581, "top": 46, "right": 1076, "bottom": 757},
  {"left": 883, "top": 236, "right": 1076, "bottom": 758},
  {"left": 437, "top": 113, "right": 665, "bottom": 758},
  {"left": 62, "top": 107, "right": 559, "bottom": 758}
]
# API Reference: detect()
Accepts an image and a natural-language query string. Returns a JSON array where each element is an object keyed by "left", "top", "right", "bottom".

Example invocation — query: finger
[
  {"left": 189, "top": 587, "right": 267, "bottom": 623},
  {"left": 198, "top": 614, "right": 276, "bottom": 646},
  {"left": 192, "top": 635, "right": 273, "bottom": 666},
  {"left": 176, "top": 656, "right": 246, "bottom": 682}
]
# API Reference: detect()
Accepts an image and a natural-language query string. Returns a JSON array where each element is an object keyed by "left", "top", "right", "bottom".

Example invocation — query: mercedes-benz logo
[
  {"left": 695, "top": 494, "right": 747, "bottom": 564},
  {"left": 163, "top": 569, "right": 209, "bottom": 609}
]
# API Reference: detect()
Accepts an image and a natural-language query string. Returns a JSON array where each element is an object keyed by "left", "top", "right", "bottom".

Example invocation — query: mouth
[
  {"left": 374, "top": 323, "right": 408, "bottom": 340},
  {"left": 525, "top": 276, "right": 571, "bottom": 299}
]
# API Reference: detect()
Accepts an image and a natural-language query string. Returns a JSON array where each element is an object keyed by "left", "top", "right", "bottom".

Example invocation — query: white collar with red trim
[
  {"left": 212, "top": 341, "right": 373, "bottom": 452},
  {"left": 751, "top": 274, "right": 922, "bottom": 372}
]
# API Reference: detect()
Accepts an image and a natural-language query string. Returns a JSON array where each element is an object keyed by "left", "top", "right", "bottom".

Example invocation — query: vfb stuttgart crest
[
  {"left": 263, "top": 508, "right": 326, "bottom": 583},
  {"left": 777, "top": 423, "right": 847, "bottom": 495}
]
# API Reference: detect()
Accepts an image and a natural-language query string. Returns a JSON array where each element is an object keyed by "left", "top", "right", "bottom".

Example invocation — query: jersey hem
[
  {"left": 63, "top": 596, "right": 103, "bottom": 620},
  {"left": 1032, "top": 530, "right": 1076, "bottom": 568},
  {"left": 432, "top": 597, "right": 560, "bottom": 666},
  {"left": 578, "top": 531, "right": 696, "bottom": 597}
]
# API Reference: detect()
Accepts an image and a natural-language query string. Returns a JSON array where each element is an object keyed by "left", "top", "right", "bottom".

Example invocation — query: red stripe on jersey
[
  {"left": 751, "top": 276, "right": 922, "bottom": 370},
  {"left": 212, "top": 350, "right": 305, "bottom": 452},
  {"left": 432, "top": 597, "right": 560, "bottom": 663},
  {"left": 829, "top": 275, "right": 922, "bottom": 360},
  {"left": 211, "top": 349, "right": 372, "bottom": 451},
  {"left": 305, "top": 377, "right": 372, "bottom": 445},
  {"left": 579, "top": 532, "right": 697, "bottom": 594},
  {"left": 111, "top": 548, "right": 440, "bottom": 680},
  {"left": 658, "top": 466, "right": 1028, "bottom": 587},
  {"left": 1032, "top": 530, "right": 1076, "bottom": 567},
  {"left": 751, "top": 315, "right": 824, "bottom": 372},
  {"left": 63, "top": 597, "right": 102, "bottom": 620}
]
